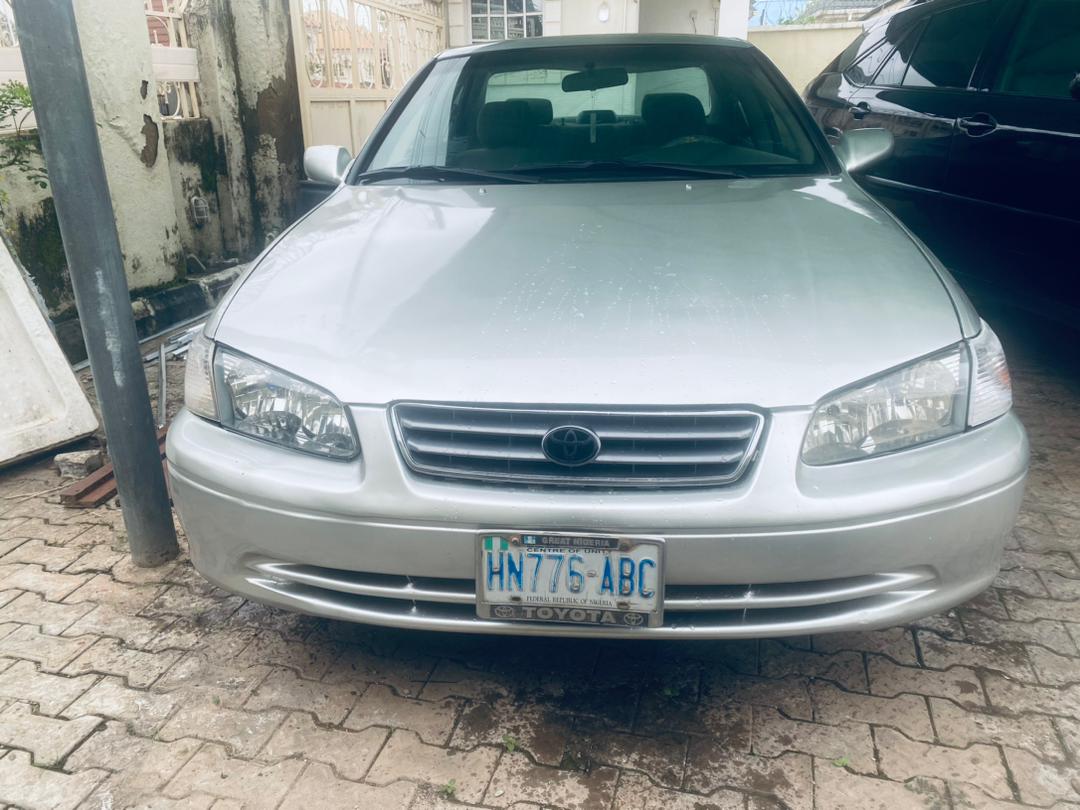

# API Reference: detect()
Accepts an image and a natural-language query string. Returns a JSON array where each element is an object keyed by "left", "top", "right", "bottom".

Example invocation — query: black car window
[
  {"left": 903, "top": 0, "right": 998, "bottom": 88},
  {"left": 995, "top": 0, "right": 1080, "bottom": 99},
  {"left": 872, "top": 19, "right": 927, "bottom": 86},
  {"left": 842, "top": 36, "right": 890, "bottom": 85}
]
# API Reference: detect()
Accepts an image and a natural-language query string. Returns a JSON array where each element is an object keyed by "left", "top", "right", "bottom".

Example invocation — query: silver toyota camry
[{"left": 168, "top": 34, "right": 1028, "bottom": 638}]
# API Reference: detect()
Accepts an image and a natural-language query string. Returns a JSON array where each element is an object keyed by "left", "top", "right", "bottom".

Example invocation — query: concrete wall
[
  {"left": 748, "top": 22, "right": 861, "bottom": 94},
  {"left": 184, "top": 0, "right": 304, "bottom": 253},
  {"left": 2, "top": 0, "right": 304, "bottom": 324},
  {"left": 558, "top": 0, "right": 634, "bottom": 36},
  {"left": 72, "top": 0, "right": 184, "bottom": 291},
  {"left": 0, "top": 138, "right": 70, "bottom": 314}
]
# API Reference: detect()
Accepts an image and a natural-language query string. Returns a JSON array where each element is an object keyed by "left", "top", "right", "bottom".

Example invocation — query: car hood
[{"left": 214, "top": 177, "right": 963, "bottom": 408}]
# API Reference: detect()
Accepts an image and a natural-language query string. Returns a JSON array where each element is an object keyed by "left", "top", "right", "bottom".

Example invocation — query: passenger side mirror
[
  {"left": 834, "top": 128, "right": 893, "bottom": 174},
  {"left": 304, "top": 145, "right": 352, "bottom": 185}
]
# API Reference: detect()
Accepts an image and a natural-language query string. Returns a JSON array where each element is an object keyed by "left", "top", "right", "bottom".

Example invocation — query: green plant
[
  {"left": 0, "top": 80, "right": 48, "bottom": 209},
  {"left": 832, "top": 755, "right": 851, "bottom": 768},
  {"left": 502, "top": 733, "right": 520, "bottom": 753},
  {"left": 438, "top": 779, "right": 457, "bottom": 799}
]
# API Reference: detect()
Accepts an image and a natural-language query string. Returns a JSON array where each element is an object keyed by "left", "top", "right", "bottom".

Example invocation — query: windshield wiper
[
  {"left": 355, "top": 165, "right": 540, "bottom": 185},
  {"left": 511, "top": 160, "right": 748, "bottom": 180}
]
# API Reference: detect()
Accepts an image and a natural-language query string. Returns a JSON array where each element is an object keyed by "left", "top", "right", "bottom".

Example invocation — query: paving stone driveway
[{"left": 0, "top": 305, "right": 1078, "bottom": 810}]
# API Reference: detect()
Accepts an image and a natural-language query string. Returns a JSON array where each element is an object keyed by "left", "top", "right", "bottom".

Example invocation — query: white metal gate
[{"left": 290, "top": 0, "right": 445, "bottom": 154}]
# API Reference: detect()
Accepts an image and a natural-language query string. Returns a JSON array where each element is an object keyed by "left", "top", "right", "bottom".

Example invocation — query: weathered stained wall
[
  {"left": 72, "top": 0, "right": 184, "bottom": 290},
  {"left": 0, "top": 136, "right": 70, "bottom": 314},
  {"left": 162, "top": 118, "right": 227, "bottom": 265},
  {"left": 185, "top": 0, "right": 303, "bottom": 254}
]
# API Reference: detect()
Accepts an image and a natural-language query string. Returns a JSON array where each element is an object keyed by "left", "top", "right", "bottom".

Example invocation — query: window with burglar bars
[
  {"left": 144, "top": 0, "right": 201, "bottom": 118},
  {"left": 471, "top": 0, "right": 543, "bottom": 42}
]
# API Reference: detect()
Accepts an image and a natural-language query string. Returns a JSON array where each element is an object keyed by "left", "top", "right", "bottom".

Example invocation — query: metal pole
[{"left": 16, "top": 0, "right": 179, "bottom": 566}]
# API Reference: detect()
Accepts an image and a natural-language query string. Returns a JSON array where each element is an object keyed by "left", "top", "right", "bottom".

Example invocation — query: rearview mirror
[
  {"left": 562, "top": 67, "right": 629, "bottom": 93},
  {"left": 834, "top": 128, "right": 893, "bottom": 174},
  {"left": 304, "top": 145, "right": 352, "bottom": 185}
]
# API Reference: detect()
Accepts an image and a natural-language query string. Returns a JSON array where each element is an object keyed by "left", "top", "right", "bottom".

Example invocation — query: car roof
[{"left": 438, "top": 33, "right": 753, "bottom": 60}]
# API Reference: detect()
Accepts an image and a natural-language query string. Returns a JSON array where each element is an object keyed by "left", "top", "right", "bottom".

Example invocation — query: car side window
[
  {"left": 903, "top": 0, "right": 999, "bottom": 89},
  {"left": 994, "top": 0, "right": 1080, "bottom": 99},
  {"left": 841, "top": 34, "right": 889, "bottom": 85},
  {"left": 871, "top": 20, "right": 927, "bottom": 86}
]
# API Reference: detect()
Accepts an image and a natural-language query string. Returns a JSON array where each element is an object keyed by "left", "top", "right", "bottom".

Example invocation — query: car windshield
[{"left": 359, "top": 42, "right": 828, "bottom": 183}]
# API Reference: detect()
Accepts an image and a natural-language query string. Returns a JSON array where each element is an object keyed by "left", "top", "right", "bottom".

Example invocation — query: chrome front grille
[{"left": 391, "top": 403, "right": 765, "bottom": 487}]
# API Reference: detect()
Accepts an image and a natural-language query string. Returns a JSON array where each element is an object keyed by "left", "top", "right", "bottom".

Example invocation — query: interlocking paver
[
  {"left": 0, "top": 539, "right": 83, "bottom": 572},
  {"left": 163, "top": 744, "right": 305, "bottom": 804},
  {"left": 701, "top": 673, "right": 814, "bottom": 721},
  {"left": 684, "top": 742, "right": 813, "bottom": 810},
  {"left": 261, "top": 711, "right": 387, "bottom": 781},
  {"left": 612, "top": 771, "right": 745, "bottom": 810},
  {"left": 0, "top": 700, "right": 100, "bottom": 766},
  {"left": 984, "top": 672, "right": 1080, "bottom": 718},
  {"left": 564, "top": 723, "right": 688, "bottom": 787},
  {"left": 868, "top": 657, "right": 986, "bottom": 708},
  {"left": 452, "top": 694, "right": 573, "bottom": 766},
  {"left": 809, "top": 682, "right": 935, "bottom": 742},
  {"left": 813, "top": 762, "right": 948, "bottom": 810},
  {"left": 916, "top": 633, "right": 1036, "bottom": 680},
  {"left": 157, "top": 702, "right": 285, "bottom": 758},
  {"left": 484, "top": 750, "right": 619, "bottom": 809},
  {"left": 813, "top": 627, "right": 919, "bottom": 665},
  {"left": 0, "top": 564, "right": 89, "bottom": 601},
  {"left": 1004, "top": 746, "right": 1080, "bottom": 806},
  {"left": 367, "top": 729, "right": 500, "bottom": 804},
  {"left": 0, "top": 748, "right": 107, "bottom": 810},
  {"left": 752, "top": 707, "right": 876, "bottom": 774},
  {"left": 0, "top": 624, "right": 96, "bottom": 672},
  {"left": 0, "top": 590, "right": 93, "bottom": 635},
  {"left": 929, "top": 697, "right": 1064, "bottom": 761},
  {"left": 875, "top": 727, "right": 1012, "bottom": 801},
  {"left": 959, "top": 609, "right": 1079, "bottom": 655},
  {"left": 63, "top": 637, "right": 182, "bottom": 688},
  {"left": 244, "top": 666, "right": 358, "bottom": 725},
  {"left": 66, "top": 721, "right": 202, "bottom": 807},
  {"left": 279, "top": 761, "right": 416, "bottom": 809},
  {"left": 61, "top": 675, "right": 180, "bottom": 736},
  {"left": 759, "top": 642, "right": 868, "bottom": 691},
  {"left": 345, "top": 683, "right": 459, "bottom": 745},
  {"left": 0, "top": 659, "right": 96, "bottom": 714}
]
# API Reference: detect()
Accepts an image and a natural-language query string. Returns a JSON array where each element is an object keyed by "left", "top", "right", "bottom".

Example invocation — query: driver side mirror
[
  {"left": 834, "top": 128, "right": 894, "bottom": 174},
  {"left": 304, "top": 145, "right": 352, "bottom": 185}
]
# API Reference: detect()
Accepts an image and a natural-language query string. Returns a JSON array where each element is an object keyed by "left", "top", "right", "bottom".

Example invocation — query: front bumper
[{"left": 167, "top": 406, "right": 1028, "bottom": 638}]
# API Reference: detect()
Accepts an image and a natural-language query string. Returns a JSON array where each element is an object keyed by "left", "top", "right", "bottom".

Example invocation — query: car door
[
  {"left": 845, "top": 0, "right": 1006, "bottom": 197},
  {"left": 942, "top": 0, "right": 1080, "bottom": 298}
]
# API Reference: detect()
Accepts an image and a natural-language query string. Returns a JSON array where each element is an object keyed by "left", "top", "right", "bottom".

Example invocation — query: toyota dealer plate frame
[{"left": 476, "top": 531, "right": 665, "bottom": 628}]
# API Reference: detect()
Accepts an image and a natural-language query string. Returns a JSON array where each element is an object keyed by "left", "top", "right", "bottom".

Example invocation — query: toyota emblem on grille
[{"left": 541, "top": 425, "right": 601, "bottom": 467}]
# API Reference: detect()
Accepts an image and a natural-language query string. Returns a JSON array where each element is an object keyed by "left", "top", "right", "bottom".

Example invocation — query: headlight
[
  {"left": 802, "top": 321, "right": 1012, "bottom": 465},
  {"left": 182, "top": 335, "right": 359, "bottom": 460},
  {"left": 802, "top": 345, "right": 968, "bottom": 465}
]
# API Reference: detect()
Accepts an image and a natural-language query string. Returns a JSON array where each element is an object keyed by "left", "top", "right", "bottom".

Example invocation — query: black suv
[{"left": 804, "top": 0, "right": 1079, "bottom": 313}]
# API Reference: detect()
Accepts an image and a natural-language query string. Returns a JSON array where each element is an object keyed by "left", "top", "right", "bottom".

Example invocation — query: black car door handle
[
  {"left": 850, "top": 102, "right": 871, "bottom": 120},
  {"left": 958, "top": 113, "right": 998, "bottom": 137}
]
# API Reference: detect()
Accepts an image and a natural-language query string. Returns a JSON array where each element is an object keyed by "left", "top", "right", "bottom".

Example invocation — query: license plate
[{"left": 476, "top": 532, "right": 664, "bottom": 628}]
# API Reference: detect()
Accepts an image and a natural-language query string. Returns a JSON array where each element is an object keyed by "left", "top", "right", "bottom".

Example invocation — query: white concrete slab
[{"left": 0, "top": 239, "right": 98, "bottom": 468}]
